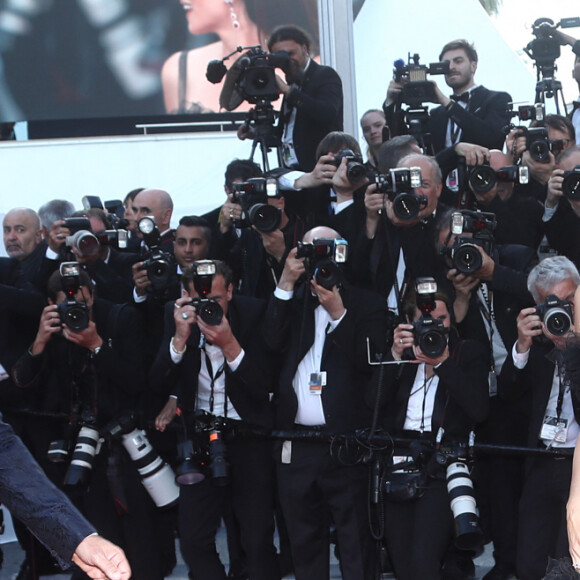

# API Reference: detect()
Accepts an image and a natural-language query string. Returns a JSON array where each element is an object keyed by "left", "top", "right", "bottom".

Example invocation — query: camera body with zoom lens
[
  {"left": 104, "top": 414, "right": 179, "bottom": 508},
  {"left": 516, "top": 126, "right": 551, "bottom": 163},
  {"left": 468, "top": 161, "right": 529, "bottom": 194},
  {"left": 410, "top": 277, "right": 448, "bottom": 359},
  {"left": 231, "top": 177, "right": 282, "bottom": 233},
  {"left": 63, "top": 423, "right": 101, "bottom": 490},
  {"left": 562, "top": 165, "right": 580, "bottom": 201},
  {"left": 374, "top": 166, "right": 426, "bottom": 221},
  {"left": 137, "top": 216, "right": 176, "bottom": 292},
  {"left": 443, "top": 211, "right": 496, "bottom": 275},
  {"left": 185, "top": 260, "right": 224, "bottom": 326},
  {"left": 392, "top": 53, "right": 450, "bottom": 108},
  {"left": 296, "top": 238, "right": 348, "bottom": 291},
  {"left": 535, "top": 294, "right": 572, "bottom": 337},
  {"left": 330, "top": 149, "right": 367, "bottom": 185},
  {"left": 235, "top": 47, "right": 290, "bottom": 104},
  {"left": 56, "top": 262, "right": 90, "bottom": 332}
]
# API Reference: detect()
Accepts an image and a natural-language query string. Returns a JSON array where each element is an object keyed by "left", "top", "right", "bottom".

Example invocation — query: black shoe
[{"left": 482, "top": 564, "right": 516, "bottom": 580}]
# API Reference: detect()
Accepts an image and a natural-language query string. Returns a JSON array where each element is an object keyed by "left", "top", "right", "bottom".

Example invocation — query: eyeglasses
[{"left": 549, "top": 138, "right": 573, "bottom": 155}]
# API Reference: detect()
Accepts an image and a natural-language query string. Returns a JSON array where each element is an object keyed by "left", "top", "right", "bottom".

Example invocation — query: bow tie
[{"left": 450, "top": 91, "right": 470, "bottom": 104}]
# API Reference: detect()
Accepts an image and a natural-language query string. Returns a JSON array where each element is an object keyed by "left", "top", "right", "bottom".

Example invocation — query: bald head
[
  {"left": 302, "top": 226, "right": 341, "bottom": 243},
  {"left": 133, "top": 188, "right": 174, "bottom": 233},
  {"left": 3, "top": 208, "right": 42, "bottom": 260}
]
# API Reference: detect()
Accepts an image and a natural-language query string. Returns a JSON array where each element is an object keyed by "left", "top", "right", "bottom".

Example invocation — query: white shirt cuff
[
  {"left": 45, "top": 246, "right": 59, "bottom": 260},
  {"left": 542, "top": 204, "right": 557, "bottom": 222},
  {"left": 327, "top": 309, "right": 347, "bottom": 332},
  {"left": 227, "top": 348, "right": 245, "bottom": 371},
  {"left": 277, "top": 171, "right": 305, "bottom": 191},
  {"left": 511, "top": 341, "right": 530, "bottom": 369},
  {"left": 133, "top": 288, "right": 146, "bottom": 303},
  {"left": 274, "top": 287, "right": 294, "bottom": 301}
]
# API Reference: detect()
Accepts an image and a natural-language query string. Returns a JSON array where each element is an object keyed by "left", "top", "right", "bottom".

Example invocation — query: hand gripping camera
[
  {"left": 296, "top": 238, "right": 348, "bottom": 291},
  {"left": 535, "top": 295, "right": 573, "bottom": 337},
  {"left": 184, "top": 260, "right": 224, "bottom": 326},
  {"left": 562, "top": 165, "right": 580, "bottom": 201},
  {"left": 57, "top": 262, "right": 90, "bottom": 331},
  {"left": 374, "top": 166, "right": 426, "bottom": 221},
  {"left": 442, "top": 211, "right": 497, "bottom": 275},
  {"left": 231, "top": 177, "right": 282, "bottom": 233},
  {"left": 468, "top": 161, "right": 529, "bottom": 195},
  {"left": 137, "top": 216, "right": 176, "bottom": 291},
  {"left": 330, "top": 149, "right": 368, "bottom": 185},
  {"left": 411, "top": 278, "right": 449, "bottom": 358}
]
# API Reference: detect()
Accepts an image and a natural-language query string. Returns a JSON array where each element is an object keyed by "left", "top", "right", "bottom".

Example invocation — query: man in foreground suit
[
  {"left": 0, "top": 415, "right": 130, "bottom": 579},
  {"left": 263, "top": 226, "right": 387, "bottom": 579}
]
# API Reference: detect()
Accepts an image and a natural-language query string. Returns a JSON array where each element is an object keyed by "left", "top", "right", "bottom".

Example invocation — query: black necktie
[{"left": 450, "top": 92, "right": 470, "bottom": 103}]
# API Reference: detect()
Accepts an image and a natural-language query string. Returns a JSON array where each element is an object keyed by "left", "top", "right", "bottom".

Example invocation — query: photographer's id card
[
  {"left": 309, "top": 372, "right": 326, "bottom": 395},
  {"left": 540, "top": 416, "right": 568, "bottom": 444},
  {"left": 282, "top": 142, "right": 299, "bottom": 168}
]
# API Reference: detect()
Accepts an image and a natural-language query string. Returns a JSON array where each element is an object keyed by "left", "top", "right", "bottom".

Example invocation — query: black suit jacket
[
  {"left": 544, "top": 200, "right": 580, "bottom": 269},
  {"left": 498, "top": 343, "right": 580, "bottom": 448},
  {"left": 263, "top": 284, "right": 387, "bottom": 432},
  {"left": 368, "top": 337, "right": 489, "bottom": 441},
  {"left": 279, "top": 59, "right": 343, "bottom": 172},
  {"left": 150, "top": 295, "right": 275, "bottom": 429}
]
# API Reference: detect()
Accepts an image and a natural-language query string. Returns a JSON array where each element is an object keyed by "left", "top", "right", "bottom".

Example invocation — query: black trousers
[
  {"left": 276, "top": 439, "right": 377, "bottom": 580},
  {"left": 178, "top": 436, "right": 279, "bottom": 580},
  {"left": 383, "top": 477, "right": 454, "bottom": 580},
  {"left": 517, "top": 454, "right": 573, "bottom": 580}
]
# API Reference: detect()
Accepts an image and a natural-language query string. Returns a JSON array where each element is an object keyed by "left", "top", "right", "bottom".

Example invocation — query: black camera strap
[
  {"left": 478, "top": 284, "right": 497, "bottom": 373},
  {"left": 203, "top": 348, "right": 227, "bottom": 418}
]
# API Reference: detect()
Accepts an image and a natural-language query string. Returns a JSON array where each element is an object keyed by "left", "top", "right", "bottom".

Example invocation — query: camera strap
[{"left": 203, "top": 348, "right": 227, "bottom": 418}]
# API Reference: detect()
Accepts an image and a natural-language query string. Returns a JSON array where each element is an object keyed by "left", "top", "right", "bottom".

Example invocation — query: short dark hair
[
  {"left": 542, "top": 114, "right": 576, "bottom": 141},
  {"left": 177, "top": 215, "right": 212, "bottom": 245},
  {"left": 224, "top": 159, "right": 263, "bottom": 190},
  {"left": 181, "top": 260, "right": 233, "bottom": 293},
  {"left": 85, "top": 208, "right": 112, "bottom": 230},
  {"left": 377, "top": 135, "right": 419, "bottom": 172},
  {"left": 315, "top": 131, "right": 361, "bottom": 160},
  {"left": 124, "top": 188, "right": 144, "bottom": 205},
  {"left": 403, "top": 286, "right": 452, "bottom": 323},
  {"left": 268, "top": 25, "right": 312, "bottom": 52},
  {"left": 439, "top": 39, "right": 478, "bottom": 63},
  {"left": 47, "top": 268, "right": 93, "bottom": 302}
]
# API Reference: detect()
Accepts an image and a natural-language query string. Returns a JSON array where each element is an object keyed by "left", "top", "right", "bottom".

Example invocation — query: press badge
[
  {"left": 282, "top": 142, "right": 299, "bottom": 168},
  {"left": 309, "top": 372, "right": 327, "bottom": 395},
  {"left": 540, "top": 416, "right": 568, "bottom": 444}
]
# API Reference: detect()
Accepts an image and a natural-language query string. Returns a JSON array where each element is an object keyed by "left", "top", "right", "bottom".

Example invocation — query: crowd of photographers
[{"left": 3, "top": 21, "right": 580, "bottom": 580}]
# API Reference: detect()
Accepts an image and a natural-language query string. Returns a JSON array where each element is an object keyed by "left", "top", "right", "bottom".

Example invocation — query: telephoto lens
[
  {"left": 63, "top": 425, "right": 101, "bottom": 489},
  {"left": 209, "top": 430, "right": 230, "bottom": 486}
]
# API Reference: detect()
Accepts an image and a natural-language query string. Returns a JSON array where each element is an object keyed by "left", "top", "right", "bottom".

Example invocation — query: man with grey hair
[{"left": 498, "top": 255, "right": 580, "bottom": 580}]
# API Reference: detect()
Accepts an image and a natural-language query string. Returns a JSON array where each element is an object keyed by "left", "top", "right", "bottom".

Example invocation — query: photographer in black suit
[
  {"left": 263, "top": 226, "right": 387, "bottom": 580},
  {"left": 150, "top": 260, "right": 279, "bottom": 580},
  {"left": 238, "top": 25, "right": 343, "bottom": 172},
  {"left": 498, "top": 256, "right": 580, "bottom": 580},
  {"left": 385, "top": 39, "right": 511, "bottom": 154}
]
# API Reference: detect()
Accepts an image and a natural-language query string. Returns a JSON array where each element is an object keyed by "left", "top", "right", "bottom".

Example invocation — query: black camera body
[
  {"left": 562, "top": 165, "right": 580, "bottom": 201},
  {"left": 411, "top": 277, "right": 448, "bottom": 358},
  {"left": 57, "top": 262, "right": 90, "bottom": 331},
  {"left": 535, "top": 294, "right": 572, "bottom": 336},
  {"left": 330, "top": 149, "right": 367, "bottom": 185},
  {"left": 374, "top": 166, "right": 426, "bottom": 221},
  {"left": 235, "top": 47, "right": 290, "bottom": 104},
  {"left": 393, "top": 53, "right": 450, "bottom": 108},
  {"left": 443, "top": 211, "right": 496, "bottom": 275},
  {"left": 64, "top": 217, "right": 100, "bottom": 258},
  {"left": 506, "top": 102, "right": 545, "bottom": 124},
  {"left": 137, "top": 217, "right": 176, "bottom": 291},
  {"left": 468, "top": 161, "right": 529, "bottom": 194},
  {"left": 296, "top": 238, "right": 348, "bottom": 291},
  {"left": 231, "top": 177, "right": 281, "bottom": 233},
  {"left": 515, "top": 126, "right": 550, "bottom": 163},
  {"left": 184, "top": 297, "right": 224, "bottom": 326},
  {"left": 186, "top": 260, "right": 225, "bottom": 326}
]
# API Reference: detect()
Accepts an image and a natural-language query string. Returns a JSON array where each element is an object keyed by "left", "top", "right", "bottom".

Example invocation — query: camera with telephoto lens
[
  {"left": 231, "top": 177, "right": 282, "bottom": 233},
  {"left": 392, "top": 53, "right": 450, "bottom": 108},
  {"left": 468, "top": 161, "right": 529, "bottom": 194},
  {"left": 410, "top": 277, "right": 448, "bottom": 358},
  {"left": 104, "top": 414, "right": 179, "bottom": 508},
  {"left": 296, "top": 238, "right": 348, "bottom": 291},
  {"left": 442, "top": 211, "right": 496, "bottom": 275},
  {"left": 535, "top": 294, "right": 572, "bottom": 337},
  {"left": 56, "top": 262, "right": 90, "bottom": 331},
  {"left": 375, "top": 166, "right": 426, "bottom": 221},
  {"left": 330, "top": 149, "right": 367, "bottom": 185},
  {"left": 235, "top": 47, "right": 290, "bottom": 104},
  {"left": 64, "top": 217, "right": 100, "bottom": 258},
  {"left": 137, "top": 216, "right": 176, "bottom": 291},
  {"left": 63, "top": 423, "right": 101, "bottom": 490},
  {"left": 562, "top": 165, "right": 580, "bottom": 201},
  {"left": 183, "top": 260, "right": 224, "bottom": 326}
]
